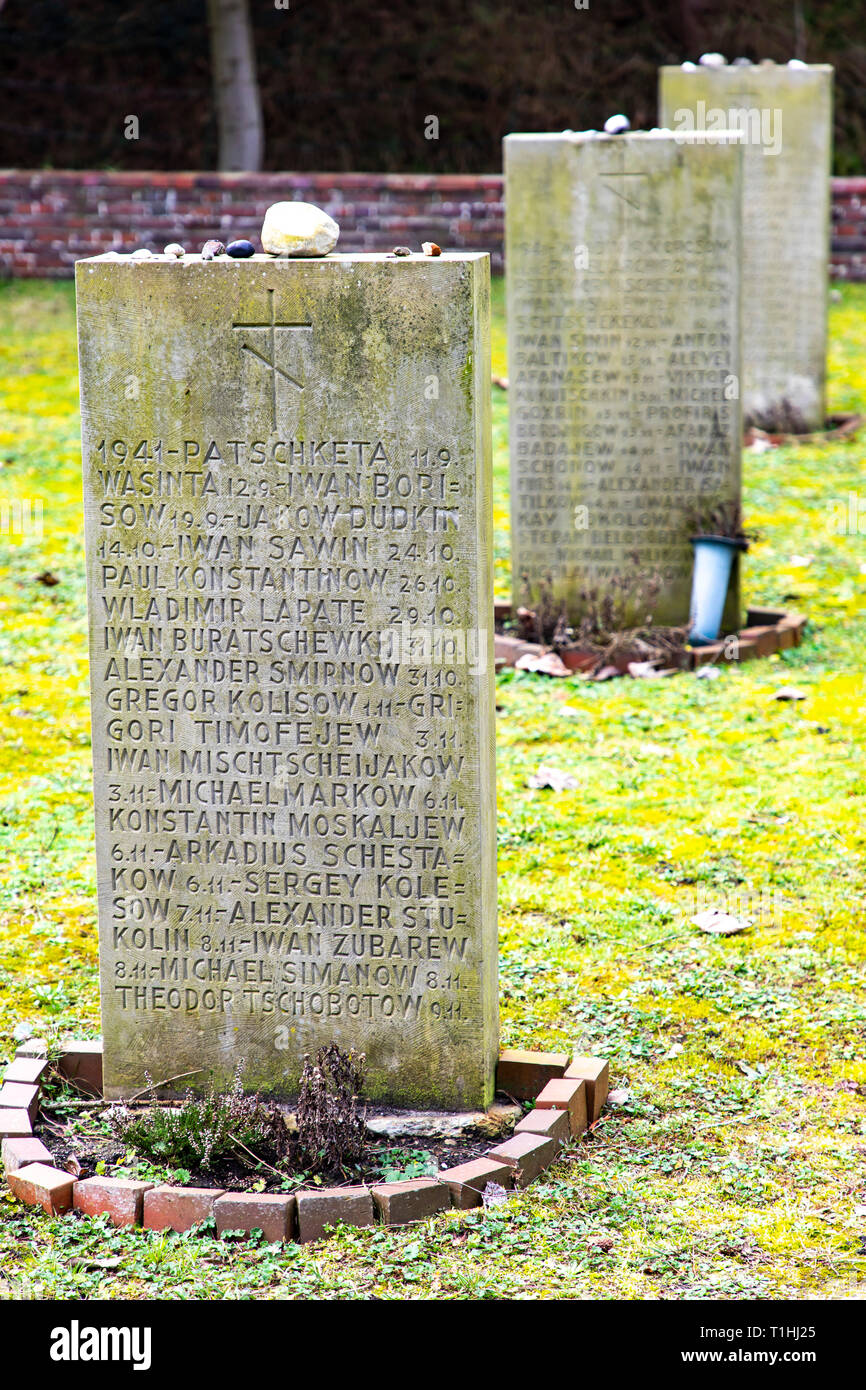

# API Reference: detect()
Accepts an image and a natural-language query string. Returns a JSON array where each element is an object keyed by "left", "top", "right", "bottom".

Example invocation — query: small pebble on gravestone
[
  {"left": 226, "top": 239, "right": 255, "bottom": 258},
  {"left": 200, "top": 239, "right": 226, "bottom": 260},
  {"left": 260, "top": 201, "right": 339, "bottom": 256},
  {"left": 603, "top": 113, "right": 630, "bottom": 134},
  {"left": 163, "top": 243, "right": 185, "bottom": 258}
]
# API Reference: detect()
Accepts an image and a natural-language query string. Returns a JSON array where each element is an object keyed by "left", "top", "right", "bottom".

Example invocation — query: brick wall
[
  {"left": 1, "top": 170, "right": 865, "bottom": 281},
  {"left": 0, "top": 172, "right": 504, "bottom": 279},
  {"left": 830, "top": 178, "right": 866, "bottom": 282}
]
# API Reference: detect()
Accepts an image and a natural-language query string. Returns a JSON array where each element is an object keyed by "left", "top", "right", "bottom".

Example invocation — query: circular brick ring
[
  {"left": 495, "top": 607, "right": 807, "bottom": 676},
  {"left": 1, "top": 1040, "right": 609, "bottom": 1244}
]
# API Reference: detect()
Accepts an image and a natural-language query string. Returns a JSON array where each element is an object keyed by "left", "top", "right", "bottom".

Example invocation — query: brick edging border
[
  {"left": 494, "top": 607, "right": 807, "bottom": 677},
  {"left": 1, "top": 1040, "right": 609, "bottom": 1244}
]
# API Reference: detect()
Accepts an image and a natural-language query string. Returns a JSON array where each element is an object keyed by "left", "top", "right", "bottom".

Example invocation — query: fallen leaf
[
  {"left": 607, "top": 1088, "right": 631, "bottom": 1106},
  {"left": 788, "top": 555, "right": 813, "bottom": 568},
  {"left": 586, "top": 1235, "right": 615, "bottom": 1252},
  {"left": 736, "top": 1061, "right": 760, "bottom": 1080},
  {"left": 515, "top": 650, "right": 571, "bottom": 678},
  {"left": 35, "top": 570, "right": 60, "bottom": 586},
  {"left": 696, "top": 665, "right": 721, "bottom": 679},
  {"left": 482, "top": 1181, "right": 509, "bottom": 1209},
  {"left": 528, "top": 765, "right": 580, "bottom": 792},
  {"left": 592, "top": 664, "right": 621, "bottom": 682},
  {"left": 692, "top": 909, "right": 750, "bottom": 935},
  {"left": 772, "top": 686, "right": 807, "bottom": 701}
]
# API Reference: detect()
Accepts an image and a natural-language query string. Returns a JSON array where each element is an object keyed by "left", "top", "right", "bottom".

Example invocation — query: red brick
[
  {"left": 296, "top": 1186, "right": 375, "bottom": 1242},
  {"left": 731, "top": 635, "right": 759, "bottom": 661},
  {"left": 738, "top": 625, "right": 780, "bottom": 658},
  {"left": 745, "top": 607, "right": 787, "bottom": 627},
  {"left": 142, "top": 1185, "right": 223, "bottom": 1233},
  {"left": 73, "top": 1176, "right": 153, "bottom": 1228},
  {"left": 0, "top": 1082, "right": 40, "bottom": 1121},
  {"left": 487, "top": 1133, "right": 558, "bottom": 1188},
  {"left": 214, "top": 1192, "right": 296, "bottom": 1244},
  {"left": 1, "top": 1135, "right": 53, "bottom": 1172},
  {"left": 7, "top": 1162, "right": 74, "bottom": 1214},
  {"left": 496, "top": 1049, "right": 570, "bottom": 1100},
  {"left": 778, "top": 613, "right": 807, "bottom": 646},
  {"left": 513, "top": 1106, "right": 571, "bottom": 1144},
  {"left": 371, "top": 1178, "right": 450, "bottom": 1227},
  {"left": 438, "top": 1157, "right": 514, "bottom": 1209},
  {"left": 57, "top": 1041, "right": 103, "bottom": 1096},
  {"left": 0, "top": 1109, "right": 32, "bottom": 1139},
  {"left": 564, "top": 1057, "right": 609, "bottom": 1123},
  {"left": 534, "top": 1077, "right": 588, "bottom": 1135},
  {"left": 3, "top": 1056, "right": 48, "bottom": 1085}
]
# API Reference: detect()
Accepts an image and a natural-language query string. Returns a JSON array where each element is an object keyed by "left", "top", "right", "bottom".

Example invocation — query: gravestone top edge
[
  {"left": 658, "top": 63, "right": 834, "bottom": 76},
  {"left": 75, "top": 251, "right": 490, "bottom": 267},
  {"left": 503, "top": 129, "right": 744, "bottom": 145}
]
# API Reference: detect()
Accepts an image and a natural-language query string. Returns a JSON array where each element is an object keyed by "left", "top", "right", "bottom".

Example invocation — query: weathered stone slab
[
  {"left": 504, "top": 130, "right": 743, "bottom": 629},
  {"left": 76, "top": 251, "right": 497, "bottom": 1110},
  {"left": 660, "top": 61, "right": 833, "bottom": 431}
]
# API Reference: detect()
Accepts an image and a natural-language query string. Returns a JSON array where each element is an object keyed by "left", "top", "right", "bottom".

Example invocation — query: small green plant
[
  {"left": 686, "top": 498, "right": 758, "bottom": 544},
  {"left": 107, "top": 1066, "right": 289, "bottom": 1171},
  {"left": 372, "top": 1145, "right": 437, "bottom": 1182}
]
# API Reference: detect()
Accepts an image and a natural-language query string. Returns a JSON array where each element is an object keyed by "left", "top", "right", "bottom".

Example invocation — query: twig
[
  {"left": 229, "top": 1134, "right": 290, "bottom": 1182},
  {"left": 125, "top": 1070, "right": 204, "bottom": 1103}
]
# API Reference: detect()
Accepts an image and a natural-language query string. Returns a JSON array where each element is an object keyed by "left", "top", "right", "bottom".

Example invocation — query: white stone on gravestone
[
  {"left": 504, "top": 130, "right": 744, "bottom": 630},
  {"left": 76, "top": 251, "right": 497, "bottom": 1110},
  {"left": 659, "top": 61, "right": 833, "bottom": 431}
]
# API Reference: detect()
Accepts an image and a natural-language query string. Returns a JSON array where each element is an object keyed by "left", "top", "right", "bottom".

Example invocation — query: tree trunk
[{"left": 207, "top": 0, "right": 263, "bottom": 172}]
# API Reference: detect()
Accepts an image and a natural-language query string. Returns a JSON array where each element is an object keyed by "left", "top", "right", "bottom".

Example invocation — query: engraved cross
[
  {"left": 233, "top": 288, "right": 312, "bottom": 431},
  {"left": 599, "top": 166, "right": 648, "bottom": 220}
]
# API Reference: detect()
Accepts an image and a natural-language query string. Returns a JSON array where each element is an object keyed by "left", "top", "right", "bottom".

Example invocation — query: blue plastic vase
[{"left": 688, "top": 536, "right": 747, "bottom": 646}]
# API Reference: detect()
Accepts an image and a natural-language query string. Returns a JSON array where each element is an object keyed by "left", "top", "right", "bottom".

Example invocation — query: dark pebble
[{"left": 226, "top": 239, "right": 255, "bottom": 258}]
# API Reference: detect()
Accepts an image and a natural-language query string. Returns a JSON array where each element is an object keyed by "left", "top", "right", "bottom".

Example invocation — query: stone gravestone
[
  {"left": 660, "top": 61, "right": 833, "bottom": 432},
  {"left": 76, "top": 251, "right": 497, "bottom": 1111},
  {"left": 504, "top": 130, "right": 743, "bottom": 629}
]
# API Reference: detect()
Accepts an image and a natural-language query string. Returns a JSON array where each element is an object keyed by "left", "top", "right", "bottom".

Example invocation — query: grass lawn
[{"left": 0, "top": 277, "right": 864, "bottom": 1300}]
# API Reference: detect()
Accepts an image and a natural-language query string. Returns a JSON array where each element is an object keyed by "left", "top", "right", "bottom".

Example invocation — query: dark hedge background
[{"left": 1, "top": 0, "right": 863, "bottom": 173}]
